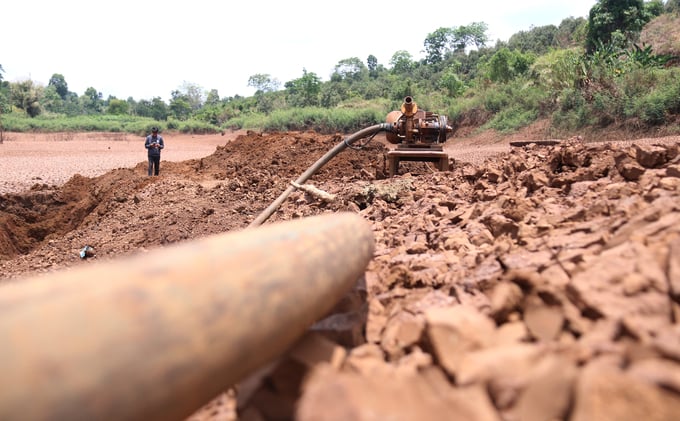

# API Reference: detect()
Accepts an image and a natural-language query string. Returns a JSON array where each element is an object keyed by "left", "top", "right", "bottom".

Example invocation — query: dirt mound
[
  {"left": 240, "top": 137, "right": 680, "bottom": 421},
  {"left": 2, "top": 130, "right": 680, "bottom": 420},
  {"left": 0, "top": 130, "right": 393, "bottom": 270}
]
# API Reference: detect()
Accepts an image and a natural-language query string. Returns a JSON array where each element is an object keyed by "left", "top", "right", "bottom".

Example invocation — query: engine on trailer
[
  {"left": 384, "top": 96, "right": 453, "bottom": 176},
  {"left": 385, "top": 96, "right": 452, "bottom": 145}
]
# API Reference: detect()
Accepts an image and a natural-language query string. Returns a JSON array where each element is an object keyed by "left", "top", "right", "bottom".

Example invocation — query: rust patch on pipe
[{"left": 0, "top": 212, "right": 374, "bottom": 421}]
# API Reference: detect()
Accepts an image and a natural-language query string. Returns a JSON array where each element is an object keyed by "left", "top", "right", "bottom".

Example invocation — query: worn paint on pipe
[{"left": 0, "top": 212, "right": 374, "bottom": 421}]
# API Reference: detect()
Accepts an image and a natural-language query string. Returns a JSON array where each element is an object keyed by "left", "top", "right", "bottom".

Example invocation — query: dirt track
[{"left": 1, "top": 128, "right": 680, "bottom": 420}]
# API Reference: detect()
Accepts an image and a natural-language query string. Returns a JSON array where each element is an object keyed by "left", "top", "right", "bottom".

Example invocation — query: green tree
[
  {"left": 126, "top": 97, "right": 137, "bottom": 114},
  {"left": 284, "top": 69, "right": 321, "bottom": 107},
  {"left": 389, "top": 50, "right": 415, "bottom": 74},
  {"left": 329, "top": 57, "right": 376, "bottom": 102},
  {"left": 486, "top": 48, "right": 536, "bottom": 82},
  {"left": 439, "top": 66, "right": 465, "bottom": 97},
  {"left": 424, "top": 23, "right": 488, "bottom": 67},
  {"left": 367, "top": 55, "right": 379, "bottom": 78},
  {"left": 424, "top": 27, "right": 454, "bottom": 65},
  {"left": 586, "top": 0, "right": 648, "bottom": 53},
  {"left": 247, "top": 75, "right": 279, "bottom": 113},
  {"left": 666, "top": 0, "right": 680, "bottom": 13},
  {"left": 150, "top": 97, "right": 169, "bottom": 120},
  {"left": 454, "top": 46, "right": 496, "bottom": 80},
  {"left": 332, "top": 57, "right": 367, "bottom": 81},
  {"left": 62, "top": 92, "right": 81, "bottom": 116},
  {"left": 48, "top": 73, "right": 69, "bottom": 99},
  {"left": 320, "top": 83, "right": 344, "bottom": 108},
  {"left": 644, "top": 0, "right": 664, "bottom": 16},
  {"left": 197, "top": 89, "right": 226, "bottom": 123},
  {"left": 107, "top": 98, "right": 129, "bottom": 115},
  {"left": 530, "top": 48, "right": 583, "bottom": 91},
  {"left": 452, "top": 22, "right": 489, "bottom": 51},
  {"left": 487, "top": 48, "right": 514, "bottom": 82},
  {"left": 42, "top": 85, "right": 65, "bottom": 114},
  {"left": 177, "top": 81, "right": 204, "bottom": 111},
  {"left": 555, "top": 17, "right": 588, "bottom": 48},
  {"left": 0, "top": 86, "right": 8, "bottom": 141},
  {"left": 81, "top": 87, "right": 103, "bottom": 114},
  {"left": 390, "top": 79, "right": 414, "bottom": 101},
  {"left": 133, "top": 99, "right": 152, "bottom": 117},
  {"left": 169, "top": 90, "right": 192, "bottom": 120},
  {"left": 10, "top": 80, "right": 44, "bottom": 117},
  {"left": 508, "top": 25, "right": 558, "bottom": 54},
  {"left": 135, "top": 97, "right": 169, "bottom": 120},
  {"left": 247, "top": 74, "right": 280, "bottom": 93},
  {"left": 0, "top": 65, "right": 10, "bottom": 114},
  {"left": 205, "top": 89, "right": 221, "bottom": 106}
]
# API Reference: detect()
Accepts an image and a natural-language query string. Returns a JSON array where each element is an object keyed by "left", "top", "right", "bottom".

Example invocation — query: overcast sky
[{"left": 3, "top": 0, "right": 596, "bottom": 102}]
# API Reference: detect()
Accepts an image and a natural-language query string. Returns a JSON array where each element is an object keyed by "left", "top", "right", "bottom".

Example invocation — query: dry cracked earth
[{"left": 1, "top": 128, "right": 680, "bottom": 420}]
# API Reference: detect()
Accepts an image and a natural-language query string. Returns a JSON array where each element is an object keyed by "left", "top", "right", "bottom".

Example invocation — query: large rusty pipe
[
  {"left": 248, "top": 123, "right": 393, "bottom": 228},
  {"left": 400, "top": 95, "right": 417, "bottom": 117},
  {"left": 0, "top": 213, "right": 374, "bottom": 421}
]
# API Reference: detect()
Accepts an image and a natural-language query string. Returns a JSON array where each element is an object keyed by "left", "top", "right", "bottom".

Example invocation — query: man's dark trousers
[{"left": 148, "top": 156, "right": 160, "bottom": 176}]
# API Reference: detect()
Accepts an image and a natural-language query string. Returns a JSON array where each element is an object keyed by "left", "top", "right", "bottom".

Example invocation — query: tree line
[{"left": 1, "top": 0, "right": 678, "bottom": 135}]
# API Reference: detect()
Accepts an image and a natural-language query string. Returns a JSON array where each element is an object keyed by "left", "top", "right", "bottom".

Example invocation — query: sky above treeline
[{"left": 3, "top": 0, "right": 596, "bottom": 101}]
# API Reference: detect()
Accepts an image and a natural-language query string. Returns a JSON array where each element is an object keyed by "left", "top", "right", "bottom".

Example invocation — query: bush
[
  {"left": 173, "top": 119, "right": 220, "bottom": 134},
  {"left": 531, "top": 48, "right": 583, "bottom": 92},
  {"left": 485, "top": 106, "right": 538, "bottom": 133},
  {"left": 0, "top": 112, "right": 223, "bottom": 135},
  {"left": 558, "top": 87, "right": 585, "bottom": 112},
  {"left": 638, "top": 95, "right": 668, "bottom": 124},
  {"left": 255, "top": 107, "right": 386, "bottom": 134},
  {"left": 619, "top": 67, "right": 662, "bottom": 98},
  {"left": 552, "top": 107, "right": 595, "bottom": 131},
  {"left": 481, "top": 89, "right": 511, "bottom": 113},
  {"left": 628, "top": 74, "right": 680, "bottom": 124}
]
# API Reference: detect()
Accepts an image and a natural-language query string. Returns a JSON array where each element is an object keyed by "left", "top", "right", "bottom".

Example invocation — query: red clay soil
[{"left": 1, "top": 125, "right": 680, "bottom": 420}]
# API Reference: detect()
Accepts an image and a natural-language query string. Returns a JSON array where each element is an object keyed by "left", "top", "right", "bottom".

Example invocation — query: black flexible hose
[{"left": 248, "top": 123, "right": 393, "bottom": 228}]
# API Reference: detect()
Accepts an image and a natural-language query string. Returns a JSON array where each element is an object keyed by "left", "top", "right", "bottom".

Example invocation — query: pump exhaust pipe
[{"left": 0, "top": 213, "right": 374, "bottom": 421}]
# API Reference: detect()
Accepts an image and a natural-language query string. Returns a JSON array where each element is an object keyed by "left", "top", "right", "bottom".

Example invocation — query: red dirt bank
[{"left": 1, "top": 129, "right": 680, "bottom": 420}]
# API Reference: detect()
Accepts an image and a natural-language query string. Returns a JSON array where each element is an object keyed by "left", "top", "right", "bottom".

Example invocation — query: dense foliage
[{"left": 1, "top": 0, "right": 678, "bottom": 136}]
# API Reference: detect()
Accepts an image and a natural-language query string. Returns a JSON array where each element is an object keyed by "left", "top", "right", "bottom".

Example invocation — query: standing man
[{"left": 145, "top": 127, "right": 165, "bottom": 176}]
